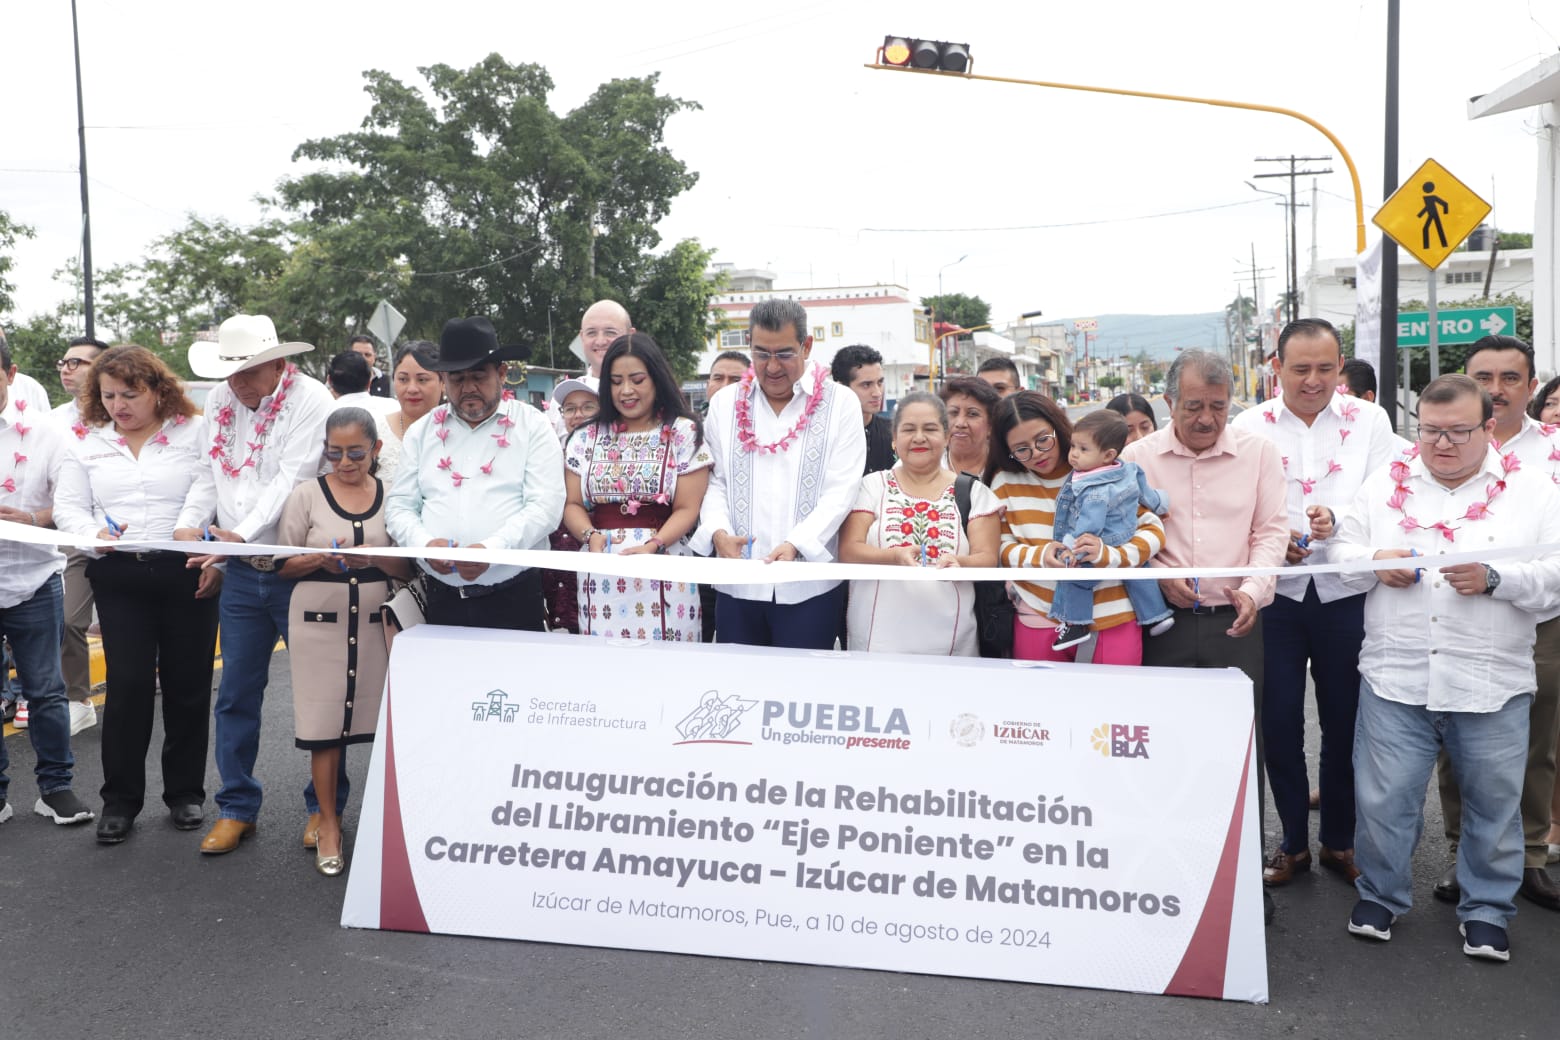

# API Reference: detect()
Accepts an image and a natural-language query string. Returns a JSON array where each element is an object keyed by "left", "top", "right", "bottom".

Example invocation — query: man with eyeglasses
[
  {"left": 1425, "top": 335, "right": 1560, "bottom": 914},
  {"left": 549, "top": 300, "right": 632, "bottom": 438},
  {"left": 1231, "top": 319, "right": 1407, "bottom": 895},
  {"left": 1323, "top": 373, "right": 1560, "bottom": 962},
  {"left": 51, "top": 336, "right": 110, "bottom": 737},
  {"left": 692, "top": 299, "right": 865, "bottom": 648},
  {"left": 1122, "top": 348, "right": 1288, "bottom": 923}
]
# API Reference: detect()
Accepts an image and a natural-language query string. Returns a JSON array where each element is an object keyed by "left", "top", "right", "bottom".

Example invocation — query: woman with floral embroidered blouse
[
  {"left": 561, "top": 333, "right": 713, "bottom": 641},
  {"left": 838, "top": 392, "right": 1001, "bottom": 655}
]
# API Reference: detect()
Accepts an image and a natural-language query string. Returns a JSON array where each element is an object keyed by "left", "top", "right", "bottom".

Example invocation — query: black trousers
[
  {"left": 87, "top": 553, "right": 220, "bottom": 816},
  {"left": 422, "top": 569, "right": 546, "bottom": 631}
]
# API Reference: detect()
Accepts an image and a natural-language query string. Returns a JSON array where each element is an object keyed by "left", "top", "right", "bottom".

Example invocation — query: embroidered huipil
[
  {"left": 1120, "top": 423, "right": 1289, "bottom": 609},
  {"left": 385, "top": 399, "right": 564, "bottom": 588},
  {"left": 56, "top": 417, "right": 216, "bottom": 547},
  {"left": 0, "top": 404, "right": 65, "bottom": 607},
  {"left": 179, "top": 374, "right": 334, "bottom": 543},
  {"left": 1324, "top": 448, "right": 1560, "bottom": 712},
  {"left": 1231, "top": 392, "right": 1408, "bottom": 602},
  {"left": 691, "top": 364, "right": 866, "bottom": 604}
]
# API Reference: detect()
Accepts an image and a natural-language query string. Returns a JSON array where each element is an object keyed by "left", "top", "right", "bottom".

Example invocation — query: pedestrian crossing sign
[{"left": 1373, "top": 158, "right": 1491, "bottom": 270}]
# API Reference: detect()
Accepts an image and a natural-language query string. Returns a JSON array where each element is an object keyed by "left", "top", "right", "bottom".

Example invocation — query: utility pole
[
  {"left": 1254, "top": 155, "right": 1332, "bottom": 323},
  {"left": 1234, "top": 252, "right": 1274, "bottom": 398},
  {"left": 1380, "top": 0, "right": 1401, "bottom": 429},
  {"left": 71, "top": 0, "right": 94, "bottom": 337}
]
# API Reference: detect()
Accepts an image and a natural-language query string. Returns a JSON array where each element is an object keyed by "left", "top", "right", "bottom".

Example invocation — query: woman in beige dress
[{"left": 278, "top": 408, "right": 410, "bottom": 876}]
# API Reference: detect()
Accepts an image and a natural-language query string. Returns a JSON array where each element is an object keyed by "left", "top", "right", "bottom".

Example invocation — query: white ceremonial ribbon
[{"left": 0, "top": 519, "right": 1549, "bottom": 586}]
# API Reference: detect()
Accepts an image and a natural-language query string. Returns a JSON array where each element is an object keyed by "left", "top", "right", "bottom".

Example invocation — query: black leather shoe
[
  {"left": 169, "top": 804, "right": 204, "bottom": 831},
  {"left": 96, "top": 815, "right": 133, "bottom": 844},
  {"left": 1433, "top": 862, "right": 1460, "bottom": 903},
  {"left": 1518, "top": 866, "right": 1560, "bottom": 911}
]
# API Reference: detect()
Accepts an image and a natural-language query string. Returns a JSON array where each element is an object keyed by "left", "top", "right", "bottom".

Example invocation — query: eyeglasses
[
  {"left": 323, "top": 447, "right": 372, "bottom": 462},
  {"left": 752, "top": 349, "right": 800, "bottom": 364},
  {"left": 561, "top": 404, "right": 599, "bottom": 419},
  {"left": 1417, "top": 426, "right": 1479, "bottom": 445},
  {"left": 55, "top": 357, "right": 90, "bottom": 371},
  {"left": 1008, "top": 433, "right": 1057, "bottom": 461}
]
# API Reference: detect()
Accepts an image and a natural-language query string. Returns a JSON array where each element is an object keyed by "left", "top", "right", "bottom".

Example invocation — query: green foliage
[
  {"left": 0, "top": 210, "right": 36, "bottom": 320},
  {"left": 1496, "top": 231, "right": 1532, "bottom": 249},
  {"left": 628, "top": 239, "right": 722, "bottom": 380},
  {"left": 1098, "top": 374, "right": 1125, "bottom": 389},
  {"left": 921, "top": 293, "right": 990, "bottom": 330}
]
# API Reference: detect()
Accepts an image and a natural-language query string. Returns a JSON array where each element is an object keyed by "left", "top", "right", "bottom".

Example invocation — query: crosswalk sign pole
[{"left": 1427, "top": 269, "right": 1439, "bottom": 379}]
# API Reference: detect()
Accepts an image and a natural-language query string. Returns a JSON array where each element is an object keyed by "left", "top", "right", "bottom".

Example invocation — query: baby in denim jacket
[{"left": 1049, "top": 409, "right": 1174, "bottom": 652}]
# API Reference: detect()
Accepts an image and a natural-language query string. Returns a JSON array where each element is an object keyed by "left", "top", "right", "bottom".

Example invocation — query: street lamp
[{"left": 866, "top": 40, "right": 1367, "bottom": 254}]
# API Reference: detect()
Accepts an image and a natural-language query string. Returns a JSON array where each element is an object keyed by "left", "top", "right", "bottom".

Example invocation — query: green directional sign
[{"left": 1396, "top": 306, "right": 1516, "bottom": 348}]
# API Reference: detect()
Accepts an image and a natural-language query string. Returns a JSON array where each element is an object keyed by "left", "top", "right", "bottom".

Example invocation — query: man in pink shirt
[{"left": 1122, "top": 349, "right": 1289, "bottom": 920}]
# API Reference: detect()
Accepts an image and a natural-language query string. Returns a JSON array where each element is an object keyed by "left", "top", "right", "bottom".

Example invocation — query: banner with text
[{"left": 341, "top": 628, "right": 1267, "bottom": 1002}]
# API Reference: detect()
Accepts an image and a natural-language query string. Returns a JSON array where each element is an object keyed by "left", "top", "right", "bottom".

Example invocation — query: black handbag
[{"left": 955, "top": 472, "right": 1015, "bottom": 659}]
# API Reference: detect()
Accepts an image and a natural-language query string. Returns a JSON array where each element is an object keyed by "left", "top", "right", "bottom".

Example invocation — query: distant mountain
[{"left": 1053, "top": 313, "right": 1229, "bottom": 362}]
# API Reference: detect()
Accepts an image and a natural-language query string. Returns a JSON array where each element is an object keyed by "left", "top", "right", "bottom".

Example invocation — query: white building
[
  {"left": 1305, "top": 246, "right": 1534, "bottom": 332},
  {"left": 698, "top": 269, "right": 931, "bottom": 407}
]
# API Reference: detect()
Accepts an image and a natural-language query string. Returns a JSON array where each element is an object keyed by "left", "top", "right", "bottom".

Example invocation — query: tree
[
  {"left": 628, "top": 239, "right": 722, "bottom": 379},
  {"left": 0, "top": 209, "right": 36, "bottom": 320},
  {"left": 921, "top": 293, "right": 990, "bottom": 330},
  {"left": 1496, "top": 231, "right": 1532, "bottom": 249},
  {"left": 278, "top": 55, "right": 702, "bottom": 351}
]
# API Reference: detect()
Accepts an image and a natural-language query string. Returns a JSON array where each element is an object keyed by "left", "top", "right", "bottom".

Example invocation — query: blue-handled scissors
[
  {"left": 103, "top": 513, "right": 123, "bottom": 537},
  {"left": 742, "top": 536, "right": 753, "bottom": 560},
  {"left": 330, "top": 538, "right": 349, "bottom": 572},
  {"left": 202, "top": 524, "right": 216, "bottom": 542},
  {"left": 1410, "top": 548, "right": 1423, "bottom": 583},
  {"left": 1296, "top": 533, "right": 1311, "bottom": 550}
]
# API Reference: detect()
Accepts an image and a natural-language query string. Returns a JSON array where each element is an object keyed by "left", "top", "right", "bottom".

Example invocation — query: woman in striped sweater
[{"left": 987, "top": 392, "right": 1166, "bottom": 665}]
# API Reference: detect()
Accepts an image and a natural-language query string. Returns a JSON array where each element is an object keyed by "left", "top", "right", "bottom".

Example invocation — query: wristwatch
[{"left": 1482, "top": 565, "right": 1501, "bottom": 595}]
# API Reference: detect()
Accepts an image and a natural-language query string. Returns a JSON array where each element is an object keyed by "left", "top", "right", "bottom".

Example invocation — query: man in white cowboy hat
[
  {"left": 173, "top": 314, "right": 339, "bottom": 856},
  {"left": 386, "top": 316, "right": 563, "bottom": 630}
]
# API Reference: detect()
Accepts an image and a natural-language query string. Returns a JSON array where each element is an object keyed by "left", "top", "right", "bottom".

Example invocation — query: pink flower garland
[
  {"left": 210, "top": 364, "right": 297, "bottom": 479},
  {"left": 1, "top": 448, "right": 25, "bottom": 494},
  {"left": 734, "top": 365, "right": 827, "bottom": 454},
  {"left": 1274, "top": 398, "right": 1357, "bottom": 496},
  {"left": 432, "top": 404, "right": 514, "bottom": 486},
  {"left": 1386, "top": 445, "right": 1516, "bottom": 541}
]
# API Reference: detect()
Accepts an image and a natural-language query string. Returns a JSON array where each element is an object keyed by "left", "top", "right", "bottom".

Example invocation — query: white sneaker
[
  {"left": 1148, "top": 616, "right": 1176, "bottom": 637},
  {"left": 69, "top": 700, "right": 96, "bottom": 735},
  {"left": 0, "top": 800, "right": 12, "bottom": 825},
  {"left": 13, "top": 699, "right": 27, "bottom": 729}
]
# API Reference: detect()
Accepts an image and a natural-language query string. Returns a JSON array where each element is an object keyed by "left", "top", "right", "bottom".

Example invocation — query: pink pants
[{"left": 1012, "top": 618, "right": 1143, "bottom": 666}]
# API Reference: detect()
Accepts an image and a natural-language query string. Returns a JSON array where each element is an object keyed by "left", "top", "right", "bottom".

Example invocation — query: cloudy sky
[{"left": 2, "top": 1, "right": 1555, "bottom": 332}]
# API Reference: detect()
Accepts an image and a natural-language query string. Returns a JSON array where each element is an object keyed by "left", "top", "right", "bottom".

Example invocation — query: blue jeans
[
  {"left": 0, "top": 575, "right": 72, "bottom": 800},
  {"left": 1262, "top": 586, "right": 1364, "bottom": 854},
  {"left": 213, "top": 562, "right": 347, "bottom": 823},
  {"left": 1353, "top": 678, "right": 1527, "bottom": 927},
  {"left": 1049, "top": 564, "right": 1172, "bottom": 627}
]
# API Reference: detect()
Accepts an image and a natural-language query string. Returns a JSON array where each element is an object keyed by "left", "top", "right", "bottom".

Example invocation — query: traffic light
[{"left": 880, "top": 36, "right": 971, "bottom": 73}]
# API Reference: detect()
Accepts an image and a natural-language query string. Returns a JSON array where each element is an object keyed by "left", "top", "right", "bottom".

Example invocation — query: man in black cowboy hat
[{"left": 386, "top": 317, "right": 564, "bottom": 629}]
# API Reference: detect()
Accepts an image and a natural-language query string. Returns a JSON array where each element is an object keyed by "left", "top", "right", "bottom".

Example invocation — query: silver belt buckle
[{"left": 249, "top": 555, "right": 276, "bottom": 573}]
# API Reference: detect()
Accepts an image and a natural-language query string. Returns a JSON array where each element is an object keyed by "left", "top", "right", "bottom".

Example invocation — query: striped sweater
[{"left": 990, "top": 467, "right": 1166, "bottom": 630}]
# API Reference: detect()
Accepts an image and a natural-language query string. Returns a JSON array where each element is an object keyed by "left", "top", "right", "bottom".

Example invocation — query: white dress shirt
[
  {"left": 0, "top": 406, "right": 66, "bottom": 607},
  {"left": 1496, "top": 415, "right": 1560, "bottom": 484},
  {"left": 1324, "top": 447, "right": 1560, "bottom": 712},
  {"left": 691, "top": 364, "right": 867, "bottom": 604},
  {"left": 1232, "top": 391, "right": 1408, "bottom": 603},
  {"left": 55, "top": 416, "right": 217, "bottom": 548},
  {"left": 332, "top": 390, "right": 401, "bottom": 421},
  {"left": 385, "top": 398, "right": 564, "bottom": 587},
  {"left": 179, "top": 369, "right": 334, "bottom": 543},
  {"left": 52, "top": 398, "right": 82, "bottom": 432}
]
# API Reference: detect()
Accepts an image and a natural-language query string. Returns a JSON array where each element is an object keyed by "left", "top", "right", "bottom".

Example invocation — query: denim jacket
[{"left": 1053, "top": 461, "right": 1170, "bottom": 547}]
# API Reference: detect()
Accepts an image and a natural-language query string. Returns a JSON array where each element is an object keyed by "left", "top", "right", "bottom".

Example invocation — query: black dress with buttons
[{"left": 278, "top": 477, "right": 394, "bottom": 749}]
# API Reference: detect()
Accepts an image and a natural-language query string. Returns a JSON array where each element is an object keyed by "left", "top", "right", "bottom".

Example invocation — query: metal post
[
  {"left": 1402, "top": 347, "right": 1412, "bottom": 437},
  {"left": 1380, "top": 0, "right": 1401, "bottom": 428},
  {"left": 71, "top": 0, "right": 94, "bottom": 338},
  {"left": 1427, "top": 269, "right": 1440, "bottom": 378}
]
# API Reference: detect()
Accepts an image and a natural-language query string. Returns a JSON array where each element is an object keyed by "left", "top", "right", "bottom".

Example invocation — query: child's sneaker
[
  {"left": 13, "top": 699, "right": 27, "bottom": 729},
  {"left": 1148, "top": 616, "right": 1176, "bottom": 636},
  {"left": 1051, "top": 621, "right": 1092, "bottom": 652}
]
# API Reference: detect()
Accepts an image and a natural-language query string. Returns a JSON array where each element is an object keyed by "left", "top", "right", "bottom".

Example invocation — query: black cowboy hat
[{"left": 429, "top": 317, "right": 530, "bottom": 371}]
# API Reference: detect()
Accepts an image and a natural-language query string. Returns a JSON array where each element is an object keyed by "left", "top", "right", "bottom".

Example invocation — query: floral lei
[
  {"left": 431, "top": 403, "right": 516, "bottom": 487},
  {"left": 734, "top": 365, "right": 827, "bottom": 454},
  {"left": 1271, "top": 397, "right": 1358, "bottom": 496},
  {"left": 210, "top": 364, "right": 297, "bottom": 479},
  {"left": 1385, "top": 443, "right": 1517, "bottom": 541},
  {"left": 2, "top": 398, "right": 30, "bottom": 494}
]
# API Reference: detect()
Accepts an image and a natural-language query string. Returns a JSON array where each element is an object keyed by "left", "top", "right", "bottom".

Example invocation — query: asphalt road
[{"left": 1, "top": 648, "right": 1556, "bottom": 1040}]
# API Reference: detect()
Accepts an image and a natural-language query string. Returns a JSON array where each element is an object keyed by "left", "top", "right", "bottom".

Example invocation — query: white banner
[
  {"left": 1355, "top": 238, "right": 1383, "bottom": 378},
  {"left": 342, "top": 628, "right": 1267, "bottom": 1002}
]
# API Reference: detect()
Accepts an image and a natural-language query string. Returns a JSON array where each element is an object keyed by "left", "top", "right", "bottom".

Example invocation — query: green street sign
[{"left": 1396, "top": 306, "right": 1515, "bottom": 347}]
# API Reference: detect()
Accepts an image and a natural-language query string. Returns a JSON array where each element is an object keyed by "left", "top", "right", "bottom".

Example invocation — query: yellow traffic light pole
[{"left": 866, "top": 61, "right": 1367, "bottom": 254}]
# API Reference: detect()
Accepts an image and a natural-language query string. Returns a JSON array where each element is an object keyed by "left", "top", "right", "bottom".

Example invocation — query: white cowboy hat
[{"left": 187, "top": 314, "right": 314, "bottom": 378}]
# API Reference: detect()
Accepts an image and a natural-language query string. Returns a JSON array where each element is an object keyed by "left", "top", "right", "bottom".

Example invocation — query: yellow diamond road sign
[{"left": 1373, "top": 158, "right": 1491, "bottom": 270}]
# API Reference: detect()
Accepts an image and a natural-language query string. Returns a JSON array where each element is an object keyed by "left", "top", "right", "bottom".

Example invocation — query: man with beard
[{"left": 386, "top": 317, "right": 563, "bottom": 630}]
